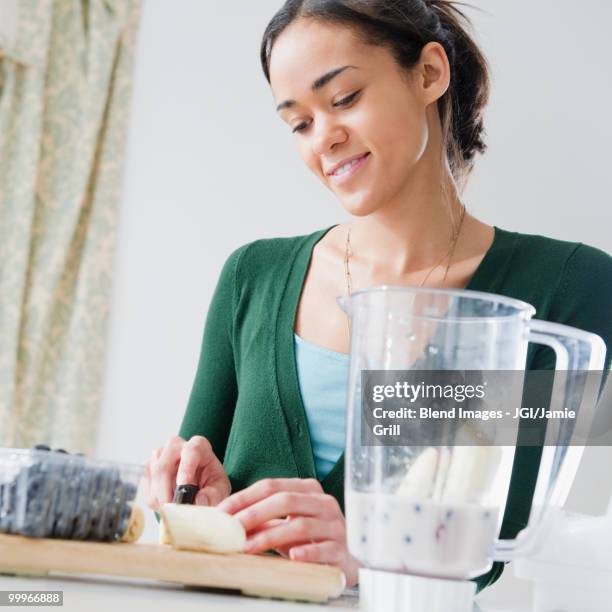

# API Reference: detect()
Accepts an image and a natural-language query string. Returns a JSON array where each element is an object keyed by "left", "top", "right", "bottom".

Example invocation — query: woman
[{"left": 143, "top": 0, "right": 612, "bottom": 592}]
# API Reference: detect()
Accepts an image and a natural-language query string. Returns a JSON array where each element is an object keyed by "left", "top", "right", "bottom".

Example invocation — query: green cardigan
[{"left": 179, "top": 225, "right": 612, "bottom": 593}]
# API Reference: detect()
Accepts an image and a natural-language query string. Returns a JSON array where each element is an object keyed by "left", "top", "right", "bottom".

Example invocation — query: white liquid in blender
[{"left": 346, "top": 491, "right": 500, "bottom": 579}]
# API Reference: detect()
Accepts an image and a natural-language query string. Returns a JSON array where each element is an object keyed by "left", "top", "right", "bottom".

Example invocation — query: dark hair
[{"left": 260, "top": 0, "right": 490, "bottom": 189}]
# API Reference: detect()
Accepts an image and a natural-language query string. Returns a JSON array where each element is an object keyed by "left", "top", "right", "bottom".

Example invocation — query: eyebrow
[{"left": 275, "top": 65, "right": 359, "bottom": 113}]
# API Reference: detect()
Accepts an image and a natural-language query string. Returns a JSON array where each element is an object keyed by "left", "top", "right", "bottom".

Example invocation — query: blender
[{"left": 338, "top": 286, "right": 606, "bottom": 611}]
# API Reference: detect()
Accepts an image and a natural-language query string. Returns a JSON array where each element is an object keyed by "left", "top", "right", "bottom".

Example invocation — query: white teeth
[{"left": 332, "top": 155, "right": 365, "bottom": 176}]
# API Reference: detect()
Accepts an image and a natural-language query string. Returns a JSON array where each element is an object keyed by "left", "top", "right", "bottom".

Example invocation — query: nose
[{"left": 311, "top": 115, "right": 348, "bottom": 157}]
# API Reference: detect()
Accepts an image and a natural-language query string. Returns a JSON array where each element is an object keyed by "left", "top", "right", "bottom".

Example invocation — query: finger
[
  {"left": 194, "top": 456, "right": 232, "bottom": 506},
  {"left": 151, "top": 437, "right": 184, "bottom": 505},
  {"left": 196, "top": 478, "right": 230, "bottom": 507},
  {"left": 289, "top": 542, "right": 362, "bottom": 587},
  {"left": 289, "top": 540, "right": 344, "bottom": 564},
  {"left": 235, "top": 491, "right": 336, "bottom": 532},
  {"left": 176, "top": 436, "right": 213, "bottom": 485},
  {"left": 194, "top": 452, "right": 231, "bottom": 506},
  {"left": 196, "top": 452, "right": 227, "bottom": 487},
  {"left": 244, "top": 517, "right": 342, "bottom": 554},
  {"left": 244, "top": 519, "right": 307, "bottom": 558},
  {"left": 247, "top": 518, "right": 286, "bottom": 537},
  {"left": 194, "top": 489, "right": 210, "bottom": 506},
  {"left": 218, "top": 478, "right": 322, "bottom": 515},
  {"left": 144, "top": 448, "right": 162, "bottom": 510},
  {"left": 273, "top": 533, "right": 318, "bottom": 558}
]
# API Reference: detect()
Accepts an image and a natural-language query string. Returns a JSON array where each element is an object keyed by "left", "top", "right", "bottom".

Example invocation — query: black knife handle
[{"left": 173, "top": 484, "right": 199, "bottom": 504}]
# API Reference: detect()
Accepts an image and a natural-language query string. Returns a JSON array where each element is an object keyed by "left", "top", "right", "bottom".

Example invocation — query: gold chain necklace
[{"left": 343, "top": 204, "right": 466, "bottom": 332}]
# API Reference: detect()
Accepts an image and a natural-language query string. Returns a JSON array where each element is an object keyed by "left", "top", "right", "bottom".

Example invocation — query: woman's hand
[
  {"left": 143, "top": 435, "right": 231, "bottom": 511},
  {"left": 217, "top": 478, "right": 362, "bottom": 587}
]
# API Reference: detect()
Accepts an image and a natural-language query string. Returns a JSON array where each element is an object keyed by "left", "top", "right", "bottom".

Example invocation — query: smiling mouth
[
  {"left": 328, "top": 153, "right": 370, "bottom": 176},
  {"left": 328, "top": 152, "right": 371, "bottom": 182}
]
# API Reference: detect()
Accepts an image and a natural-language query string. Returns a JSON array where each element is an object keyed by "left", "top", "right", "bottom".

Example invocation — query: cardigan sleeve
[
  {"left": 178, "top": 245, "right": 246, "bottom": 462},
  {"left": 473, "top": 242, "right": 612, "bottom": 594}
]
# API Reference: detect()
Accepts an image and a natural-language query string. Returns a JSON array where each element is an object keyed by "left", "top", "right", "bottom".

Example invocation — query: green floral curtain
[{"left": 0, "top": 0, "right": 141, "bottom": 453}]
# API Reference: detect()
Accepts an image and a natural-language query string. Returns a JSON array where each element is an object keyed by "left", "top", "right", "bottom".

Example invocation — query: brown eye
[
  {"left": 292, "top": 121, "right": 310, "bottom": 134},
  {"left": 333, "top": 90, "right": 361, "bottom": 107},
  {"left": 291, "top": 90, "right": 361, "bottom": 134}
]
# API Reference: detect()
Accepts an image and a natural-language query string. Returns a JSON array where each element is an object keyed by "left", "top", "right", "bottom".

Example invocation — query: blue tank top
[{"left": 293, "top": 333, "right": 349, "bottom": 480}]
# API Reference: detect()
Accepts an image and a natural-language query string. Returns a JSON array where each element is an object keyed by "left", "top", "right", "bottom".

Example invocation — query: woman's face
[{"left": 269, "top": 18, "right": 445, "bottom": 216}]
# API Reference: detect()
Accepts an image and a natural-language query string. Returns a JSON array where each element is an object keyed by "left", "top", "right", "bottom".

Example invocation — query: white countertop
[
  {"left": 0, "top": 573, "right": 529, "bottom": 612},
  {"left": 0, "top": 574, "right": 356, "bottom": 612}
]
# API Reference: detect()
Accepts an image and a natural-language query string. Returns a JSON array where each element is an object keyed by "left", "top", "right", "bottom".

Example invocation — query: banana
[
  {"left": 395, "top": 444, "right": 501, "bottom": 505},
  {"left": 159, "top": 503, "right": 246, "bottom": 553},
  {"left": 158, "top": 516, "right": 172, "bottom": 546},
  {"left": 396, "top": 447, "right": 440, "bottom": 497},
  {"left": 442, "top": 446, "right": 502, "bottom": 504},
  {"left": 120, "top": 505, "right": 145, "bottom": 543}
]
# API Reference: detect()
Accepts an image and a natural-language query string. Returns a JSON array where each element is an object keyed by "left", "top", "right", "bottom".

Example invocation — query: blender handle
[{"left": 492, "top": 318, "right": 606, "bottom": 561}]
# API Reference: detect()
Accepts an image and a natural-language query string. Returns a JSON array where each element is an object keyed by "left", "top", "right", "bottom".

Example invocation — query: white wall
[{"left": 96, "top": 1, "right": 612, "bottom": 607}]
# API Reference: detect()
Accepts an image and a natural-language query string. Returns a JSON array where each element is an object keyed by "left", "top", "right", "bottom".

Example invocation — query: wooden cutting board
[{"left": 0, "top": 533, "right": 346, "bottom": 603}]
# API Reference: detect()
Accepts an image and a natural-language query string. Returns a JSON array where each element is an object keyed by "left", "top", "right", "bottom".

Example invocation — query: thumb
[
  {"left": 194, "top": 489, "right": 210, "bottom": 506},
  {"left": 196, "top": 478, "right": 231, "bottom": 507}
]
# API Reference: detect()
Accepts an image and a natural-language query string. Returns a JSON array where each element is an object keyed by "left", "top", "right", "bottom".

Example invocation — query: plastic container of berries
[{"left": 0, "top": 447, "right": 143, "bottom": 542}]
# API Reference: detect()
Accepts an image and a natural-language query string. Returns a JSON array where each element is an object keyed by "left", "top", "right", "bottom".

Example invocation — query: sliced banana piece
[
  {"left": 442, "top": 446, "right": 502, "bottom": 504},
  {"left": 396, "top": 447, "right": 440, "bottom": 498},
  {"left": 160, "top": 503, "right": 246, "bottom": 553},
  {"left": 158, "top": 516, "right": 172, "bottom": 546},
  {"left": 120, "top": 505, "right": 145, "bottom": 543}
]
